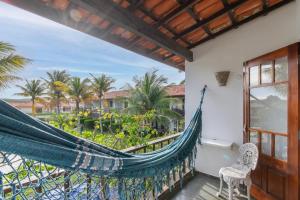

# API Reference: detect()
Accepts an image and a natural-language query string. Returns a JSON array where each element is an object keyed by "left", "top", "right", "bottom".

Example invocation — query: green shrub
[{"left": 83, "top": 119, "right": 96, "bottom": 130}]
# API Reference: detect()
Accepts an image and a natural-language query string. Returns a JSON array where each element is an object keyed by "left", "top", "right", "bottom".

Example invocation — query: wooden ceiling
[{"left": 5, "top": 0, "right": 293, "bottom": 70}]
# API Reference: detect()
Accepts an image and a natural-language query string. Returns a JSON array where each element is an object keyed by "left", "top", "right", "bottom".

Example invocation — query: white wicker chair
[{"left": 216, "top": 143, "right": 258, "bottom": 200}]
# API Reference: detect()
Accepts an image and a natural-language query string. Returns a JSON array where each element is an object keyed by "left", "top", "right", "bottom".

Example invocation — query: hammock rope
[{"left": 0, "top": 85, "right": 207, "bottom": 200}]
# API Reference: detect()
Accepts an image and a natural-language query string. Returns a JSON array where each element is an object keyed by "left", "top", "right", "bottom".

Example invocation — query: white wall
[{"left": 186, "top": 2, "right": 300, "bottom": 176}]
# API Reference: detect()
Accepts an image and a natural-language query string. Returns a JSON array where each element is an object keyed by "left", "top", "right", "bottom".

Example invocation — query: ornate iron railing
[{"left": 0, "top": 133, "right": 192, "bottom": 200}]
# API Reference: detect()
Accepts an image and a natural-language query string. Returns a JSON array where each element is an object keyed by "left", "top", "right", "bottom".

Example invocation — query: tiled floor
[{"left": 171, "top": 173, "right": 249, "bottom": 200}]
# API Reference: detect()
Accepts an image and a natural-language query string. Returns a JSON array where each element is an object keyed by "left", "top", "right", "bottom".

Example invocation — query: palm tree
[
  {"left": 68, "top": 77, "right": 92, "bottom": 114},
  {"left": 127, "top": 70, "right": 181, "bottom": 130},
  {"left": 90, "top": 74, "right": 115, "bottom": 133},
  {"left": 15, "top": 79, "right": 46, "bottom": 116},
  {"left": 43, "top": 70, "right": 70, "bottom": 114},
  {"left": 0, "top": 42, "right": 29, "bottom": 89}
]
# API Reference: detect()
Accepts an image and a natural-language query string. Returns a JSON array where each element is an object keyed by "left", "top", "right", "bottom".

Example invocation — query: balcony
[
  {"left": 0, "top": 133, "right": 199, "bottom": 200},
  {"left": 1, "top": 0, "right": 299, "bottom": 199}
]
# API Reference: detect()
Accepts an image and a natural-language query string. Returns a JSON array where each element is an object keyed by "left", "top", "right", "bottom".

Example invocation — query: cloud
[
  {"left": 0, "top": 2, "right": 185, "bottom": 99},
  {"left": 36, "top": 66, "right": 121, "bottom": 75}
]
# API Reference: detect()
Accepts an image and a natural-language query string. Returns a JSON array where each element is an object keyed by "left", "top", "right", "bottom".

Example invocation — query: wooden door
[{"left": 243, "top": 43, "right": 299, "bottom": 200}]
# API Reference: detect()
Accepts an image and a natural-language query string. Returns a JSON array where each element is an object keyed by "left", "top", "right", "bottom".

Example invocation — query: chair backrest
[{"left": 238, "top": 143, "right": 259, "bottom": 170}]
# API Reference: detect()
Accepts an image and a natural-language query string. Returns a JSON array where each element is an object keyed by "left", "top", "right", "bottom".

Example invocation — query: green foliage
[
  {"left": 15, "top": 79, "right": 46, "bottom": 100},
  {"left": 43, "top": 70, "right": 70, "bottom": 114},
  {"left": 0, "top": 41, "right": 29, "bottom": 89},
  {"left": 48, "top": 109, "right": 164, "bottom": 150},
  {"left": 126, "top": 70, "right": 182, "bottom": 131},
  {"left": 68, "top": 77, "right": 93, "bottom": 113},
  {"left": 15, "top": 79, "right": 46, "bottom": 115},
  {"left": 89, "top": 74, "right": 115, "bottom": 100},
  {"left": 83, "top": 119, "right": 97, "bottom": 130}
]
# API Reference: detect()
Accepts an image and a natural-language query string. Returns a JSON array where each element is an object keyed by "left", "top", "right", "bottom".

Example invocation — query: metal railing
[{"left": 0, "top": 133, "right": 194, "bottom": 200}]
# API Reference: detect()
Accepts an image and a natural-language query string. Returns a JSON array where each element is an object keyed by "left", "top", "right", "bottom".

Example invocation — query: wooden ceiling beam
[
  {"left": 175, "top": 0, "right": 247, "bottom": 39},
  {"left": 220, "top": 0, "right": 238, "bottom": 27},
  {"left": 155, "top": 0, "right": 200, "bottom": 27},
  {"left": 128, "top": 0, "right": 144, "bottom": 11},
  {"left": 97, "top": 31, "right": 184, "bottom": 69},
  {"left": 99, "top": 24, "right": 116, "bottom": 37},
  {"left": 70, "top": 0, "right": 193, "bottom": 61},
  {"left": 148, "top": 46, "right": 161, "bottom": 54},
  {"left": 186, "top": 7, "right": 213, "bottom": 37},
  {"left": 262, "top": 0, "right": 269, "bottom": 15},
  {"left": 129, "top": 2, "right": 191, "bottom": 46},
  {"left": 8, "top": 0, "right": 184, "bottom": 69},
  {"left": 102, "top": 34, "right": 184, "bottom": 69},
  {"left": 188, "top": 0, "right": 294, "bottom": 49},
  {"left": 163, "top": 53, "right": 175, "bottom": 61}
]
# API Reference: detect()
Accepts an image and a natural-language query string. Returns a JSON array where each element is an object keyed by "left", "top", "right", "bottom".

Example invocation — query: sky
[{"left": 0, "top": 2, "right": 184, "bottom": 99}]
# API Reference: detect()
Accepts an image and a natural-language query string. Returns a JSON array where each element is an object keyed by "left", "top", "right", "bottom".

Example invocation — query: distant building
[
  {"left": 3, "top": 99, "right": 76, "bottom": 114},
  {"left": 2, "top": 99, "right": 45, "bottom": 114},
  {"left": 3, "top": 85, "right": 185, "bottom": 120},
  {"left": 98, "top": 84, "right": 185, "bottom": 132},
  {"left": 100, "top": 84, "right": 185, "bottom": 115}
]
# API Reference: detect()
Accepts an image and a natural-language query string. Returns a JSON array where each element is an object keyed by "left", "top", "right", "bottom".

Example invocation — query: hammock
[{"left": 0, "top": 85, "right": 207, "bottom": 200}]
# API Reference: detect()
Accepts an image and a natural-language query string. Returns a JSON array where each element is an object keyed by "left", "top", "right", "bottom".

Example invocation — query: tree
[
  {"left": 43, "top": 70, "right": 70, "bottom": 114},
  {"left": 68, "top": 77, "right": 92, "bottom": 114},
  {"left": 0, "top": 42, "right": 28, "bottom": 89},
  {"left": 127, "top": 70, "right": 181, "bottom": 131},
  {"left": 15, "top": 79, "right": 46, "bottom": 116},
  {"left": 90, "top": 74, "right": 115, "bottom": 133}
]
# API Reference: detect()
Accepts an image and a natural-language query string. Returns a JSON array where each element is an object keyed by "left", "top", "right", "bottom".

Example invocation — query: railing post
[
  {"left": 0, "top": 172, "right": 3, "bottom": 200},
  {"left": 100, "top": 177, "right": 107, "bottom": 200},
  {"left": 152, "top": 144, "right": 155, "bottom": 151},
  {"left": 64, "top": 171, "right": 70, "bottom": 199},
  {"left": 11, "top": 183, "right": 16, "bottom": 200},
  {"left": 143, "top": 178, "right": 146, "bottom": 200},
  {"left": 87, "top": 174, "right": 91, "bottom": 199},
  {"left": 183, "top": 159, "right": 186, "bottom": 174}
]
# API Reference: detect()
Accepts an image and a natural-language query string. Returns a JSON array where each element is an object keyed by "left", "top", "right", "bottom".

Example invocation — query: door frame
[{"left": 243, "top": 43, "right": 299, "bottom": 200}]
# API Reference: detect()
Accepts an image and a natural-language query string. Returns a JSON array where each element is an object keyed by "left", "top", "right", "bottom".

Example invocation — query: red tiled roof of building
[
  {"left": 103, "top": 84, "right": 185, "bottom": 99},
  {"left": 3, "top": 99, "right": 44, "bottom": 108},
  {"left": 165, "top": 84, "right": 185, "bottom": 97},
  {"left": 3, "top": 99, "right": 75, "bottom": 109},
  {"left": 103, "top": 90, "right": 130, "bottom": 100}
]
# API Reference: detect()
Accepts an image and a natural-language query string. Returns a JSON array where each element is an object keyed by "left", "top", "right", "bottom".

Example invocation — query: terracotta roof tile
[
  {"left": 165, "top": 84, "right": 185, "bottom": 97},
  {"left": 103, "top": 90, "right": 130, "bottom": 99},
  {"left": 103, "top": 84, "right": 185, "bottom": 99}
]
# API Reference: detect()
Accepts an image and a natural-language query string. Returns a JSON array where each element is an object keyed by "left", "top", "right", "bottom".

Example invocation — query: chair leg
[
  {"left": 228, "top": 182, "right": 233, "bottom": 200},
  {"left": 216, "top": 175, "right": 223, "bottom": 197},
  {"left": 247, "top": 182, "right": 251, "bottom": 200}
]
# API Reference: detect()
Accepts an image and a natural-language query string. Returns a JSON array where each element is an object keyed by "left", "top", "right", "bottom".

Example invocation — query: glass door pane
[
  {"left": 275, "top": 57, "right": 288, "bottom": 82},
  {"left": 261, "top": 62, "right": 273, "bottom": 84},
  {"left": 261, "top": 133, "right": 271, "bottom": 156},
  {"left": 250, "top": 84, "right": 288, "bottom": 133},
  {"left": 250, "top": 131, "right": 259, "bottom": 146},
  {"left": 275, "top": 135, "right": 287, "bottom": 161},
  {"left": 250, "top": 66, "right": 259, "bottom": 86}
]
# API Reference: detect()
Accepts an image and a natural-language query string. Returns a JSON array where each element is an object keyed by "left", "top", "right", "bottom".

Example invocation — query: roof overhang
[{"left": 3, "top": 0, "right": 294, "bottom": 71}]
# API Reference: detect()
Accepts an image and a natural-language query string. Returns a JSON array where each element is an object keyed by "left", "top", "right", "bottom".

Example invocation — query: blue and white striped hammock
[{"left": 0, "top": 85, "right": 206, "bottom": 199}]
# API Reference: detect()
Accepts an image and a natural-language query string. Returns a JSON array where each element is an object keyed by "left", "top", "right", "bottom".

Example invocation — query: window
[
  {"left": 248, "top": 55, "right": 288, "bottom": 161},
  {"left": 109, "top": 100, "right": 113, "bottom": 108},
  {"left": 261, "top": 62, "right": 273, "bottom": 84},
  {"left": 250, "top": 66, "right": 259, "bottom": 86}
]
